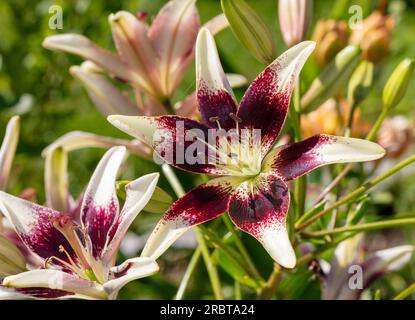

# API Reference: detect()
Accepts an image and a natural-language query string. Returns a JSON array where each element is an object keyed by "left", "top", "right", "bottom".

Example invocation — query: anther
[
  {"left": 209, "top": 116, "right": 221, "bottom": 123},
  {"left": 229, "top": 113, "right": 242, "bottom": 123}
]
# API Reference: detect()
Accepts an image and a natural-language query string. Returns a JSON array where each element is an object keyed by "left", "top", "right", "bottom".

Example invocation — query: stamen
[
  {"left": 50, "top": 214, "right": 91, "bottom": 270},
  {"left": 209, "top": 116, "right": 221, "bottom": 123},
  {"left": 229, "top": 113, "right": 242, "bottom": 123}
]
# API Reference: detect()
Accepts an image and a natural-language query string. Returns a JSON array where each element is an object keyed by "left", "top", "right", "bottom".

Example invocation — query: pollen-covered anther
[{"left": 229, "top": 112, "right": 242, "bottom": 123}]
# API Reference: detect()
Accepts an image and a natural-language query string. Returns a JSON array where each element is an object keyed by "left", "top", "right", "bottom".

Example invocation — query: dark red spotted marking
[
  {"left": 228, "top": 174, "right": 289, "bottom": 237},
  {"left": 271, "top": 134, "right": 334, "bottom": 181},
  {"left": 20, "top": 205, "right": 78, "bottom": 266},
  {"left": 237, "top": 64, "right": 291, "bottom": 155},
  {"left": 197, "top": 82, "right": 238, "bottom": 130},
  {"left": 164, "top": 180, "right": 233, "bottom": 226},
  {"left": 81, "top": 196, "right": 119, "bottom": 258}
]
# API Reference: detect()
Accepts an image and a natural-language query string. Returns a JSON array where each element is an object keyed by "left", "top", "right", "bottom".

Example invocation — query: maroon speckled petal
[
  {"left": 141, "top": 177, "right": 239, "bottom": 259},
  {"left": 81, "top": 147, "right": 124, "bottom": 258},
  {"left": 237, "top": 42, "right": 315, "bottom": 155},
  {"left": 0, "top": 192, "right": 77, "bottom": 265},
  {"left": 108, "top": 115, "right": 230, "bottom": 175},
  {"left": 16, "top": 287, "right": 72, "bottom": 299},
  {"left": 228, "top": 173, "right": 296, "bottom": 268},
  {"left": 263, "top": 134, "right": 385, "bottom": 181},
  {"left": 196, "top": 28, "right": 238, "bottom": 130}
]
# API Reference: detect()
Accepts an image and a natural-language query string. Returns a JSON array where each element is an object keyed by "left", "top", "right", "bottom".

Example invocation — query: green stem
[
  {"left": 295, "top": 154, "right": 415, "bottom": 231},
  {"left": 221, "top": 215, "right": 263, "bottom": 281},
  {"left": 394, "top": 283, "right": 415, "bottom": 300},
  {"left": 259, "top": 264, "right": 282, "bottom": 299},
  {"left": 290, "top": 83, "right": 307, "bottom": 218},
  {"left": 195, "top": 228, "right": 223, "bottom": 299},
  {"left": 161, "top": 164, "right": 222, "bottom": 299},
  {"left": 235, "top": 281, "right": 242, "bottom": 300},
  {"left": 366, "top": 108, "right": 388, "bottom": 141},
  {"left": 302, "top": 218, "right": 415, "bottom": 237},
  {"left": 175, "top": 247, "right": 202, "bottom": 300}
]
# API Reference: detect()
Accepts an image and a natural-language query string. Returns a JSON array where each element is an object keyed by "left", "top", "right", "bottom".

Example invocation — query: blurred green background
[{"left": 1, "top": 0, "right": 415, "bottom": 299}]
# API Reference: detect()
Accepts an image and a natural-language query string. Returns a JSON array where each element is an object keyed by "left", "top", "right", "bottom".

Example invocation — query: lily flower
[
  {"left": 108, "top": 29, "right": 385, "bottom": 268},
  {"left": 0, "top": 146, "right": 160, "bottom": 299},
  {"left": 43, "top": 0, "right": 230, "bottom": 114},
  {"left": 320, "top": 235, "right": 414, "bottom": 300}
]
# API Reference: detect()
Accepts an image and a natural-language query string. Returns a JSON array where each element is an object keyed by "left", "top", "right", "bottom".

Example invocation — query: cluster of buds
[
  {"left": 350, "top": 11, "right": 395, "bottom": 63},
  {"left": 312, "top": 19, "right": 349, "bottom": 66},
  {"left": 301, "top": 98, "right": 370, "bottom": 138}
]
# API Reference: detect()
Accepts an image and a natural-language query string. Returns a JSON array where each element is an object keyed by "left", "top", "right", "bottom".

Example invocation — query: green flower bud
[
  {"left": 347, "top": 60, "right": 374, "bottom": 107},
  {"left": 221, "top": 0, "right": 275, "bottom": 63},
  {"left": 302, "top": 45, "right": 361, "bottom": 113},
  {"left": 383, "top": 58, "right": 415, "bottom": 111}
]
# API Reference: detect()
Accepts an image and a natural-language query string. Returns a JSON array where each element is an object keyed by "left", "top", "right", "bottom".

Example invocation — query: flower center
[
  {"left": 46, "top": 214, "right": 106, "bottom": 283},
  {"left": 204, "top": 113, "right": 262, "bottom": 176}
]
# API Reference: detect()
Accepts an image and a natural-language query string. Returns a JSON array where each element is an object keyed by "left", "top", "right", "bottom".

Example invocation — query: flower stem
[
  {"left": 302, "top": 217, "right": 415, "bottom": 237},
  {"left": 290, "top": 83, "right": 307, "bottom": 218},
  {"left": 221, "top": 214, "right": 263, "bottom": 281},
  {"left": 366, "top": 108, "right": 388, "bottom": 141},
  {"left": 295, "top": 154, "right": 415, "bottom": 231},
  {"left": 259, "top": 264, "right": 282, "bottom": 299},
  {"left": 175, "top": 247, "right": 202, "bottom": 300},
  {"left": 161, "top": 163, "right": 223, "bottom": 299},
  {"left": 394, "top": 283, "right": 415, "bottom": 300}
]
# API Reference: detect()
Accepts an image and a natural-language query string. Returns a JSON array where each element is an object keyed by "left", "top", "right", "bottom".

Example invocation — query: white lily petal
[
  {"left": 196, "top": 28, "right": 236, "bottom": 103},
  {"left": 44, "top": 147, "right": 69, "bottom": 213},
  {"left": 203, "top": 13, "right": 229, "bottom": 35},
  {"left": 316, "top": 136, "right": 386, "bottom": 163},
  {"left": 258, "top": 225, "right": 296, "bottom": 269},
  {"left": 42, "top": 34, "right": 136, "bottom": 83},
  {"left": 0, "top": 286, "right": 29, "bottom": 300},
  {"left": 0, "top": 116, "right": 19, "bottom": 190},
  {"left": 104, "top": 257, "right": 158, "bottom": 299},
  {"left": 41, "top": 131, "right": 152, "bottom": 160},
  {"left": 70, "top": 63, "right": 139, "bottom": 116},
  {"left": 141, "top": 218, "right": 190, "bottom": 260},
  {"left": 226, "top": 73, "right": 248, "bottom": 88},
  {"left": 2, "top": 269, "right": 107, "bottom": 300},
  {"left": 81, "top": 147, "right": 125, "bottom": 256},
  {"left": 103, "top": 173, "right": 159, "bottom": 264}
]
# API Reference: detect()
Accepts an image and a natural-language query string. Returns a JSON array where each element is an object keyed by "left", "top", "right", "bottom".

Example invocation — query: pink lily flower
[
  {"left": 108, "top": 29, "right": 385, "bottom": 269},
  {"left": 42, "top": 0, "right": 230, "bottom": 116},
  {"left": 0, "top": 147, "right": 159, "bottom": 299}
]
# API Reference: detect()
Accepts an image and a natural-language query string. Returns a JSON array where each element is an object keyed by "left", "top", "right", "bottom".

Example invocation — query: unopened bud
[
  {"left": 347, "top": 60, "right": 374, "bottom": 107},
  {"left": 302, "top": 45, "right": 361, "bottom": 113},
  {"left": 383, "top": 58, "right": 414, "bottom": 111},
  {"left": 312, "top": 19, "right": 349, "bottom": 66},
  {"left": 278, "top": 0, "right": 313, "bottom": 48},
  {"left": 221, "top": 0, "right": 275, "bottom": 63}
]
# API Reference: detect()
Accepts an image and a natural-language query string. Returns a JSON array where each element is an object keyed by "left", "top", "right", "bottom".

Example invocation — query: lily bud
[
  {"left": 302, "top": 45, "right": 361, "bottom": 113},
  {"left": 221, "top": 0, "right": 275, "bottom": 63},
  {"left": 347, "top": 60, "right": 374, "bottom": 107},
  {"left": 350, "top": 11, "right": 394, "bottom": 63},
  {"left": 383, "top": 58, "right": 415, "bottom": 111},
  {"left": 0, "top": 234, "right": 26, "bottom": 276},
  {"left": 312, "top": 19, "right": 349, "bottom": 66},
  {"left": 278, "top": 0, "right": 313, "bottom": 48}
]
